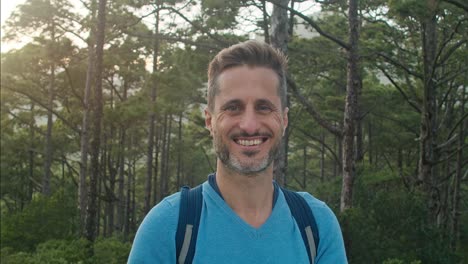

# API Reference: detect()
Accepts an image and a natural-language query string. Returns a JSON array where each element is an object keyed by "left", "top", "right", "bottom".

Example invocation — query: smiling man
[{"left": 128, "top": 40, "right": 347, "bottom": 263}]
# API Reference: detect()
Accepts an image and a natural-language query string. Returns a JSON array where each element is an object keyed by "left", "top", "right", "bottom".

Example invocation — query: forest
[{"left": 0, "top": 0, "right": 467, "bottom": 263}]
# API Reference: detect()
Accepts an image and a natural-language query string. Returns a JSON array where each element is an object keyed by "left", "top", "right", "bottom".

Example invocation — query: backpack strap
[
  {"left": 175, "top": 185, "right": 203, "bottom": 264},
  {"left": 281, "top": 187, "right": 319, "bottom": 264},
  {"left": 175, "top": 184, "right": 319, "bottom": 264}
]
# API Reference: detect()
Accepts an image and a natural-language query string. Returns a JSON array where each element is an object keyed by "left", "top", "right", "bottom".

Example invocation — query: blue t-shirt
[{"left": 128, "top": 179, "right": 347, "bottom": 263}]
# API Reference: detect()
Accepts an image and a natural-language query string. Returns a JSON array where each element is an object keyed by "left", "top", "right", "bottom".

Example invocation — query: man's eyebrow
[
  {"left": 221, "top": 99, "right": 243, "bottom": 108},
  {"left": 256, "top": 99, "right": 276, "bottom": 107}
]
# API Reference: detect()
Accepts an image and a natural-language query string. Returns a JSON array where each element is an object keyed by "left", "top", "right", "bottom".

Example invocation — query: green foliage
[
  {"left": 382, "top": 259, "right": 422, "bottom": 264},
  {"left": 1, "top": 0, "right": 466, "bottom": 262},
  {"left": 1, "top": 237, "right": 130, "bottom": 263},
  {"left": 0, "top": 248, "right": 34, "bottom": 263},
  {"left": 201, "top": 0, "right": 243, "bottom": 30},
  {"left": 32, "top": 239, "right": 90, "bottom": 264},
  {"left": 1, "top": 190, "right": 79, "bottom": 252},
  {"left": 91, "top": 237, "right": 131, "bottom": 263},
  {"left": 340, "top": 168, "right": 461, "bottom": 264}
]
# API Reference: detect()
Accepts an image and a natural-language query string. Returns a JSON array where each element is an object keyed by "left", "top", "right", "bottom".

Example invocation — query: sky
[
  {"left": 0, "top": 0, "right": 321, "bottom": 53},
  {"left": 1, "top": 0, "right": 24, "bottom": 24},
  {"left": 1, "top": 0, "right": 27, "bottom": 52}
]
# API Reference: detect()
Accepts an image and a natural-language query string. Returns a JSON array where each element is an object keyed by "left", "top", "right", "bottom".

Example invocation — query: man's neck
[{"left": 215, "top": 162, "right": 275, "bottom": 228}]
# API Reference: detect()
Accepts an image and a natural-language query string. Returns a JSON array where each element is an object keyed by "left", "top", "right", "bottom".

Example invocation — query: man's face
[{"left": 205, "top": 65, "right": 288, "bottom": 175}]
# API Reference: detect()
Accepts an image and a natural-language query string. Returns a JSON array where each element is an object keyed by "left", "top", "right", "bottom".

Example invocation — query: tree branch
[
  {"left": 377, "top": 66, "right": 421, "bottom": 113},
  {"left": 442, "top": 0, "right": 468, "bottom": 12},
  {"left": 296, "top": 127, "right": 342, "bottom": 166},
  {"left": 267, "top": 0, "right": 350, "bottom": 49},
  {"left": 3, "top": 85, "right": 81, "bottom": 135},
  {"left": 161, "top": 6, "right": 233, "bottom": 47},
  {"left": 4, "top": 109, "right": 46, "bottom": 137},
  {"left": 288, "top": 76, "right": 343, "bottom": 137},
  {"left": 377, "top": 52, "right": 423, "bottom": 79}
]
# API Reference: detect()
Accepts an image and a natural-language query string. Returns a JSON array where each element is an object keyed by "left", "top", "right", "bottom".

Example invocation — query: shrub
[
  {"left": 92, "top": 237, "right": 131, "bottom": 264},
  {"left": 33, "top": 239, "right": 90, "bottom": 263},
  {"left": 1, "top": 190, "right": 79, "bottom": 252}
]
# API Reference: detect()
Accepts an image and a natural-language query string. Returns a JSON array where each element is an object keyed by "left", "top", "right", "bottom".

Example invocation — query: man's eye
[
  {"left": 257, "top": 104, "right": 272, "bottom": 112},
  {"left": 225, "top": 105, "right": 241, "bottom": 112}
]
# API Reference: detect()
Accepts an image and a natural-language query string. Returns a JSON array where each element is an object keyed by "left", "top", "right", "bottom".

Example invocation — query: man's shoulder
[
  {"left": 127, "top": 192, "right": 182, "bottom": 262},
  {"left": 293, "top": 191, "right": 339, "bottom": 223},
  {"left": 295, "top": 191, "right": 327, "bottom": 209},
  {"left": 141, "top": 192, "right": 182, "bottom": 229}
]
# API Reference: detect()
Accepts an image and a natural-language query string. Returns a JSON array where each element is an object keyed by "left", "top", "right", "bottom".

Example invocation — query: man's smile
[{"left": 233, "top": 137, "right": 268, "bottom": 147}]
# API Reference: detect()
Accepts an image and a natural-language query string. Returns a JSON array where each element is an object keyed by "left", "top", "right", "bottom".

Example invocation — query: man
[{"left": 128, "top": 40, "right": 347, "bottom": 263}]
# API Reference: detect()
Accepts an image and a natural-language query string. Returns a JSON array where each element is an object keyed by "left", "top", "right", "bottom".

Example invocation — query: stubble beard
[{"left": 213, "top": 132, "right": 282, "bottom": 176}]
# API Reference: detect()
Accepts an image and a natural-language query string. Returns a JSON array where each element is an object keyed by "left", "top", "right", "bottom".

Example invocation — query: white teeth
[{"left": 237, "top": 139, "right": 263, "bottom": 146}]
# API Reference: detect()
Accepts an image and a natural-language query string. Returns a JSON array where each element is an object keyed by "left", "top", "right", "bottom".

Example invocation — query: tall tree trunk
[
  {"left": 418, "top": 0, "right": 438, "bottom": 219},
  {"left": 302, "top": 145, "right": 307, "bottom": 188},
  {"left": 164, "top": 114, "right": 173, "bottom": 194},
  {"left": 333, "top": 132, "right": 338, "bottom": 177},
  {"left": 368, "top": 120, "right": 373, "bottom": 165},
  {"left": 85, "top": 0, "right": 107, "bottom": 242},
  {"left": 124, "top": 132, "right": 134, "bottom": 241},
  {"left": 117, "top": 81, "right": 128, "bottom": 233},
  {"left": 43, "top": 62, "right": 55, "bottom": 196},
  {"left": 320, "top": 130, "right": 325, "bottom": 181},
  {"left": 340, "top": 0, "right": 360, "bottom": 212},
  {"left": 144, "top": 7, "right": 160, "bottom": 214},
  {"left": 355, "top": 115, "right": 364, "bottom": 162},
  {"left": 116, "top": 127, "right": 126, "bottom": 233},
  {"left": 270, "top": 0, "right": 290, "bottom": 186},
  {"left": 116, "top": 131, "right": 126, "bottom": 233},
  {"left": 450, "top": 83, "right": 465, "bottom": 250},
  {"left": 29, "top": 103, "right": 35, "bottom": 202},
  {"left": 288, "top": 0, "right": 295, "bottom": 37},
  {"left": 97, "top": 147, "right": 106, "bottom": 238},
  {"left": 159, "top": 114, "right": 168, "bottom": 199},
  {"left": 80, "top": 0, "right": 97, "bottom": 230},
  {"left": 153, "top": 125, "right": 160, "bottom": 204},
  {"left": 260, "top": 0, "right": 270, "bottom": 43},
  {"left": 177, "top": 113, "right": 183, "bottom": 187},
  {"left": 131, "top": 158, "right": 137, "bottom": 232},
  {"left": 107, "top": 119, "right": 116, "bottom": 236},
  {"left": 42, "top": 0, "right": 57, "bottom": 197}
]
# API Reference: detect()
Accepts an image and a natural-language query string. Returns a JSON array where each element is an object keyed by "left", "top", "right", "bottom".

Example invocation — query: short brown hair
[{"left": 207, "top": 40, "right": 288, "bottom": 111}]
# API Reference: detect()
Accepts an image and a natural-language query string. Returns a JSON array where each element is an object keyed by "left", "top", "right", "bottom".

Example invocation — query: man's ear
[
  {"left": 205, "top": 108, "right": 213, "bottom": 136},
  {"left": 282, "top": 107, "right": 289, "bottom": 136}
]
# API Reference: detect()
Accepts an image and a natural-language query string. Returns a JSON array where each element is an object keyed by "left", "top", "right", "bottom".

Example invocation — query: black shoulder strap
[
  {"left": 281, "top": 187, "right": 320, "bottom": 264},
  {"left": 175, "top": 185, "right": 203, "bottom": 264}
]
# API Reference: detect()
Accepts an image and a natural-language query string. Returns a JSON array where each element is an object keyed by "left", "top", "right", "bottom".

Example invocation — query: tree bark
[
  {"left": 320, "top": 130, "right": 325, "bottom": 181},
  {"left": 164, "top": 114, "right": 173, "bottom": 195},
  {"left": 29, "top": 103, "right": 35, "bottom": 202},
  {"left": 80, "top": 0, "right": 97, "bottom": 231},
  {"left": 355, "top": 115, "right": 364, "bottom": 162},
  {"left": 116, "top": 81, "right": 128, "bottom": 233},
  {"left": 340, "top": 0, "right": 360, "bottom": 212},
  {"left": 418, "top": 0, "right": 438, "bottom": 220},
  {"left": 303, "top": 146, "right": 307, "bottom": 188},
  {"left": 43, "top": 50, "right": 55, "bottom": 196},
  {"left": 450, "top": 81, "right": 465, "bottom": 250},
  {"left": 270, "top": 0, "right": 290, "bottom": 186},
  {"left": 368, "top": 120, "right": 373, "bottom": 165},
  {"left": 261, "top": 0, "right": 270, "bottom": 43},
  {"left": 153, "top": 125, "right": 160, "bottom": 204},
  {"left": 159, "top": 114, "right": 168, "bottom": 198},
  {"left": 106, "top": 93, "right": 116, "bottom": 236},
  {"left": 144, "top": 7, "right": 160, "bottom": 214},
  {"left": 177, "top": 113, "right": 183, "bottom": 187},
  {"left": 85, "top": 0, "right": 107, "bottom": 242},
  {"left": 124, "top": 132, "right": 134, "bottom": 241}
]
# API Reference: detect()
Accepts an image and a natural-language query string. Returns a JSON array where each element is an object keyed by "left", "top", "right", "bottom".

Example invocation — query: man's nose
[{"left": 239, "top": 109, "right": 260, "bottom": 135}]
